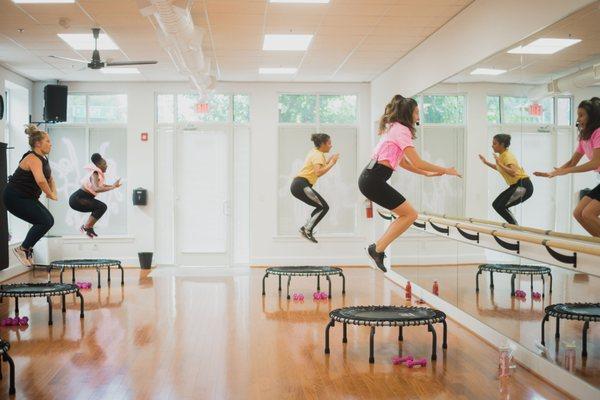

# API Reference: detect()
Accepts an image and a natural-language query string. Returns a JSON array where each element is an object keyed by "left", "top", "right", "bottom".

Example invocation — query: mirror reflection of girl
[
  {"left": 69, "top": 153, "right": 121, "bottom": 238},
  {"left": 479, "top": 134, "right": 533, "bottom": 225},
  {"left": 290, "top": 133, "right": 339, "bottom": 243},
  {"left": 2, "top": 124, "right": 57, "bottom": 266},
  {"left": 535, "top": 97, "right": 600, "bottom": 236},
  {"left": 359, "top": 95, "right": 461, "bottom": 272}
]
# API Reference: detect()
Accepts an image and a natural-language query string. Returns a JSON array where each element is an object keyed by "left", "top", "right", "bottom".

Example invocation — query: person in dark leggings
[
  {"left": 535, "top": 97, "right": 600, "bottom": 236},
  {"left": 359, "top": 95, "right": 461, "bottom": 272},
  {"left": 2, "top": 124, "right": 57, "bottom": 266},
  {"left": 479, "top": 134, "right": 533, "bottom": 225},
  {"left": 69, "top": 153, "right": 121, "bottom": 238},
  {"left": 290, "top": 133, "right": 339, "bottom": 243}
]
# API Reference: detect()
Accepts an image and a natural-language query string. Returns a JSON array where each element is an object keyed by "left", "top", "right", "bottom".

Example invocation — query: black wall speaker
[
  {"left": 43, "top": 84, "right": 68, "bottom": 123},
  {"left": 0, "top": 94, "right": 4, "bottom": 120}
]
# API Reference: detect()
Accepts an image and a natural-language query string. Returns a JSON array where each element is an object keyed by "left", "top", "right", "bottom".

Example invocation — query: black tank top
[{"left": 8, "top": 151, "right": 52, "bottom": 199}]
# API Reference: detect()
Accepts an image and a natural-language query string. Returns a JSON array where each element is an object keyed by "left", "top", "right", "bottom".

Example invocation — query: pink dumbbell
[
  {"left": 406, "top": 358, "right": 427, "bottom": 368},
  {"left": 532, "top": 292, "right": 541, "bottom": 300},
  {"left": 392, "top": 355, "right": 413, "bottom": 365},
  {"left": 514, "top": 290, "right": 526, "bottom": 299},
  {"left": 1, "top": 318, "right": 14, "bottom": 326},
  {"left": 292, "top": 293, "right": 304, "bottom": 301},
  {"left": 76, "top": 282, "right": 92, "bottom": 289},
  {"left": 17, "top": 316, "right": 29, "bottom": 326},
  {"left": 313, "top": 291, "right": 328, "bottom": 300}
]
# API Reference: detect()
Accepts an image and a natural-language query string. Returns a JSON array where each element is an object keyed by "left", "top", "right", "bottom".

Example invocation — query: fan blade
[
  {"left": 106, "top": 60, "right": 158, "bottom": 66},
  {"left": 49, "top": 55, "right": 88, "bottom": 64}
]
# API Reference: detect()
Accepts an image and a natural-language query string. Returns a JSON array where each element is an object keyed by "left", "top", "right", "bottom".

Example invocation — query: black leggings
[
  {"left": 492, "top": 178, "right": 534, "bottom": 225},
  {"left": 69, "top": 189, "right": 107, "bottom": 220},
  {"left": 2, "top": 185, "right": 54, "bottom": 249},
  {"left": 290, "top": 177, "right": 329, "bottom": 232}
]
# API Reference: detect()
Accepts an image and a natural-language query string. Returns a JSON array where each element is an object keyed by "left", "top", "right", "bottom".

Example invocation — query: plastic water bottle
[
  {"left": 498, "top": 346, "right": 511, "bottom": 377},
  {"left": 564, "top": 342, "right": 576, "bottom": 372},
  {"left": 405, "top": 281, "right": 412, "bottom": 301}
]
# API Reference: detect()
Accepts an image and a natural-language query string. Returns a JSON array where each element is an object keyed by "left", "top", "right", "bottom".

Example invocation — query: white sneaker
[{"left": 13, "top": 247, "right": 32, "bottom": 267}]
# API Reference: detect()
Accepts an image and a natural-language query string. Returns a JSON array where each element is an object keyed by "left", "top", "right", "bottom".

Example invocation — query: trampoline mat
[
  {"left": 479, "top": 264, "right": 551, "bottom": 273},
  {"left": 331, "top": 306, "right": 443, "bottom": 323},
  {"left": 549, "top": 303, "right": 600, "bottom": 318},
  {"left": 50, "top": 259, "right": 121, "bottom": 268},
  {"left": 0, "top": 283, "right": 78, "bottom": 296},
  {"left": 266, "top": 266, "right": 342, "bottom": 275}
]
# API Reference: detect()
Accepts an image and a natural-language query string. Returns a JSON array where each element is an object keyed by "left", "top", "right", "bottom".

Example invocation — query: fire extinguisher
[
  {"left": 365, "top": 199, "right": 373, "bottom": 219},
  {"left": 405, "top": 281, "right": 412, "bottom": 301},
  {"left": 433, "top": 280, "right": 439, "bottom": 296}
]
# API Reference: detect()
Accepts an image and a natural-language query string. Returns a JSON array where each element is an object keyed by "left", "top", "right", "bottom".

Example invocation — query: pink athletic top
[
  {"left": 371, "top": 123, "right": 415, "bottom": 171},
  {"left": 81, "top": 164, "right": 105, "bottom": 196},
  {"left": 576, "top": 127, "right": 600, "bottom": 172}
]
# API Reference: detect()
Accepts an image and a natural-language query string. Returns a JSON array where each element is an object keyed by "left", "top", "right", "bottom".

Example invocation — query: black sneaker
[
  {"left": 300, "top": 227, "right": 318, "bottom": 243},
  {"left": 81, "top": 225, "right": 98, "bottom": 238},
  {"left": 367, "top": 244, "right": 387, "bottom": 272}
]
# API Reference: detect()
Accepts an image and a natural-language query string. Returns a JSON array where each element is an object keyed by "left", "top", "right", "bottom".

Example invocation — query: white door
[{"left": 175, "top": 127, "right": 231, "bottom": 266}]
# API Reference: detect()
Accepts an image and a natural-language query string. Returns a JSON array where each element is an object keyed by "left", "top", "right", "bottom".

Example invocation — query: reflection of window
[
  {"left": 279, "top": 94, "right": 317, "bottom": 123},
  {"left": 486, "top": 96, "right": 500, "bottom": 124},
  {"left": 422, "top": 95, "right": 465, "bottom": 124},
  {"left": 233, "top": 94, "right": 250, "bottom": 123},
  {"left": 319, "top": 95, "right": 357, "bottom": 124},
  {"left": 557, "top": 97, "right": 572, "bottom": 126},
  {"left": 66, "top": 94, "right": 127, "bottom": 124},
  {"left": 502, "top": 96, "right": 553, "bottom": 124}
]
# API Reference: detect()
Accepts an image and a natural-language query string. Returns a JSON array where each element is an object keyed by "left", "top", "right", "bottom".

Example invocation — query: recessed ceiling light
[
  {"left": 270, "top": 0, "right": 329, "bottom": 3},
  {"left": 259, "top": 67, "right": 298, "bottom": 74},
  {"left": 100, "top": 67, "right": 140, "bottom": 74},
  {"left": 12, "top": 0, "right": 75, "bottom": 3},
  {"left": 263, "top": 34, "right": 313, "bottom": 51},
  {"left": 470, "top": 68, "right": 507, "bottom": 76},
  {"left": 57, "top": 33, "right": 118, "bottom": 50},
  {"left": 507, "top": 38, "right": 581, "bottom": 55}
]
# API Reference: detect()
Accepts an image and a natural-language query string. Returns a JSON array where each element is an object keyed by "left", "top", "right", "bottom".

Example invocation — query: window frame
[
  {"left": 277, "top": 92, "right": 360, "bottom": 126},
  {"left": 65, "top": 92, "right": 128, "bottom": 125},
  {"left": 420, "top": 93, "right": 467, "bottom": 126}
]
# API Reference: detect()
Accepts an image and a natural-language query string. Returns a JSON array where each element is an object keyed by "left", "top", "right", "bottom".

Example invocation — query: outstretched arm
[
  {"left": 399, "top": 158, "right": 442, "bottom": 176},
  {"left": 404, "top": 147, "right": 461, "bottom": 177}
]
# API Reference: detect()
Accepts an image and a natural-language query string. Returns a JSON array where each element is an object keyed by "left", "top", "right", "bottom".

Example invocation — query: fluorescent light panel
[
  {"left": 508, "top": 38, "right": 581, "bottom": 55},
  {"left": 263, "top": 34, "right": 313, "bottom": 51},
  {"left": 57, "top": 33, "right": 119, "bottom": 50},
  {"left": 259, "top": 67, "right": 298, "bottom": 74},
  {"left": 270, "top": 0, "right": 329, "bottom": 3},
  {"left": 12, "top": 0, "right": 75, "bottom": 3},
  {"left": 100, "top": 67, "right": 140, "bottom": 74},
  {"left": 470, "top": 68, "right": 506, "bottom": 76}
]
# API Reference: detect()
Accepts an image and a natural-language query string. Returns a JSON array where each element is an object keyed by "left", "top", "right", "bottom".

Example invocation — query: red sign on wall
[
  {"left": 529, "top": 103, "right": 542, "bottom": 116},
  {"left": 141, "top": 132, "right": 148, "bottom": 141},
  {"left": 196, "top": 103, "right": 209, "bottom": 113}
]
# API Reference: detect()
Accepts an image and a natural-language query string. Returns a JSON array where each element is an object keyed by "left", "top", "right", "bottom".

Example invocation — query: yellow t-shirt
[
  {"left": 297, "top": 149, "right": 327, "bottom": 185},
  {"left": 497, "top": 150, "right": 528, "bottom": 186}
]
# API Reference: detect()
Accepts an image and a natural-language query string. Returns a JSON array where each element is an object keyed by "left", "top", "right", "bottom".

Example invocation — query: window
[
  {"left": 319, "top": 95, "right": 357, "bottom": 124},
  {"left": 157, "top": 94, "right": 174, "bottom": 124},
  {"left": 422, "top": 95, "right": 465, "bottom": 124},
  {"left": 67, "top": 94, "right": 86, "bottom": 123},
  {"left": 502, "top": 96, "right": 553, "bottom": 124},
  {"left": 486, "top": 96, "right": 500, "bottom": 124},
  {"left": 278, "top": 94, "right": 317, "bottom": 123},
  {"left": 66, "top": 94, "right": 127, "bottom": 123},
  {"left": 233, "top": 94, "right": 250, "bottom": 124},
  {"left": 557, "top": 97, "right": 572, "bottom": 126},
  {"left": 177, "top": 93, "right": 230, "bottom": 123}
]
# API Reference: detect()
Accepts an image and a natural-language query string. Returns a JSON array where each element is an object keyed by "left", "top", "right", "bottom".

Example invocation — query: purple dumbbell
[{"left": 406, "top": 358, "right": 427, "bottom": 368}]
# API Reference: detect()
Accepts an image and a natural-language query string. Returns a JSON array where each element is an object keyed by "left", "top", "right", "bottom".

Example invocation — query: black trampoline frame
[
  {"left": 476, "top": 264, "right": 552, "bottom": 297},
  {"left": 0, "top": 339, "right": 15, "bottom": 395},
  {"left": 324, "top": 305, "right": 447, "bottom": 363},
  {"left": 541, "top": 302, "right": 600, "bottom": 358},
  {"left": 262, "top": 266, "right": 346, "bottom": 299},
  {"left": 0, "top": 283, "right": 84, "bottom": 326},
  {"left": 47, "top": 259, "right": 124, "bottom": 289}
]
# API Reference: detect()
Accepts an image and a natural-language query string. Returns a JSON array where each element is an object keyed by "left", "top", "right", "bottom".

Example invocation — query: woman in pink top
[
  {"left": 358, "top": 95, "right": 461, "bottom": 272},
  {"left": 68, "top": 153, "right": 122, "bottom": 238},
  {"left": 535, "top": 97, "right": 600, "bottom": 236}
]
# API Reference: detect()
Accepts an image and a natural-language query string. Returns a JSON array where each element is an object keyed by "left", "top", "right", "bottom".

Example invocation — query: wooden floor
[{"left": 0, "top": 266, "right": 573, "bottom": 399}]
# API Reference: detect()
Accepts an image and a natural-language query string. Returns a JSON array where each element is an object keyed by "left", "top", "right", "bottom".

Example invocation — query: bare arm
[
  {"left": 314, "top": 154, "right": 339, "bottom": 177},
  {"left": 478, "top": 154, "right": 497, "bottom": 171},
  {"left": 27, "top": 156, "right": 57, "bottom": 200},
  {"left": 559, "top": 151, "right": 583, "bottom": 169},
  {"left": 399, "top": 158, "right": 442, "bottom": 176},
  {"left": 495, "top": 157, "right": 519, "bottom": 177},
  {"left": 404, "top": 147, "right": 461, "bottom": 177},
  {"left": 90, "top": 172, "right": 121, "bottom": 193},
  {"left": 534, "top": 150, "right": 595, "bottom": 178}
]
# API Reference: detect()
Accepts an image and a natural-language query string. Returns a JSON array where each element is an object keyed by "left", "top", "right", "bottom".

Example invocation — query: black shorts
[
  {"left": 358, "top": 162, "right": 406, "bottom": 210},
  {"left": 585, "top": 183, "right": 600, "bottom": 201}
]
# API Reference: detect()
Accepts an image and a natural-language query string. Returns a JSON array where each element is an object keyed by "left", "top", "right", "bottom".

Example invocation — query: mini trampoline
[
  {"left": 541, "top": 303, "right": 600, "bottom": 357},
  {"left": 324, "top": 305, "right": 447, "bottom": 363},
  {"left": 0, "top": 339, "right": 15, "bottom": 395},
  {"left": 476, "top": 264, "right": 552, "bottom": 297},
  {"left": 262, "top": 266, "right": 345, "bottom": 299},
  {"left": 48, "top": 259, "right": 124, "bottom": 289},
  {"left": 0, "top": 283, "right": 84, "bottom": 325}
]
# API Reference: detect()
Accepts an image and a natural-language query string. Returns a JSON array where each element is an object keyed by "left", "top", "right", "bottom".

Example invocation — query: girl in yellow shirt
[
  {"left": 479, "top": 133, "right": 533, "bottom": 225},
  {"left": 290, "top": 133, "right": 339, "bottom": 243}
]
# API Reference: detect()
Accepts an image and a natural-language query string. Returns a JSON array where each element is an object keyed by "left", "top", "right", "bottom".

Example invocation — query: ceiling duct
[{"left": 528, "top": 63, "right": 600, "bottom": 100}]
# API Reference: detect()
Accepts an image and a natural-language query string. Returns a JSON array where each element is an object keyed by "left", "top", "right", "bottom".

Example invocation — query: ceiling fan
[{"left": 49, "top": 28, "right": 158, "bottom": 70}]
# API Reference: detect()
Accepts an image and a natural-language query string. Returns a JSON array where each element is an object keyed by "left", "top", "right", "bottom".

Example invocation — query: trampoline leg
[
  {"left": 326, "top": 276, "right": 331, "bottom": 298},
  {"left": 317, "top": 275, "right": 320, "bottom": 291},
  {"left": 342, "top": 323, "right": 347, "bottom": 343},
  {"left": 541, "top": 275, "right": 545, "bottom": 297},
  {"left": 61, "top": 294, "right": 66, "bottom": 313},
  {"left": 96, "top": 268, "right": 101, "bottom": 289},
  {"left": 475, "top": 269, "right": 482, "bottom": 292},
  {"left": 541, "top": 314, "right": 548, "bottom": 346},
  {"left": 278, "top": 275, "right": 281, "bottom": 292},
  {"left": 286, "top": 276, "right": 291, "bottom": 300},
  {"left": 77, "top": 290, "right": 85, "bottom": 318},
  {"left": 108, "top": 265, "right": 111, "bottom": 283},
  {"left": 555, "top": 317, "right": 560, "bottom": 339},
  {"left": 398, "top": 326, "right": 403, "bottom": 341},
  {"left": 0, "top": 296, "right": 2, "bottom": 303},
  {"left": 341, "top": 273, "right": 346, "bottom": 294},
  {"left": 72, "top": 267, "right": 75, "bottom": 284},
  {"left": 369, "top": 326, "right": 376, "bottom": 364},
  {"left": 510, "top": 274, "right": 516, "bottom": 296},
  {"left": 582, "top": 321, "right": 590, "bottom": 358},
  {"left": 442, "top": 320, "right": 448, "bottom": 349},
  {"left": 428, "top": 323, "right": 437, "bottom": 360},
  {"left": 530, "top": 274, "right": 533, "bottom": 291},
  {"left": 47, "top": 296, "right": 53, "bottom": 326},
  {"left": 60, "top": 267, "right": 64, "bottom": 283},
  {"left": 324, "top": 318, "right": 335, "bottom": 354},
  {"left": 14, "top": 297, "right": 18, "bottom": 315},
  {"left": 262, "top": 273, "right": 268, "bottom": 296},
  {"left": 2, "top": 352, "right": 16, "bottom": 395},
  {"left": 119, "top": 265, "right": 124, "bottom": 286},
  {"left": 490, "top": 271, "right": 494, "bottom": 289},
  {"left": 549, "top": 273, "right": 553, "bottom": 293}
]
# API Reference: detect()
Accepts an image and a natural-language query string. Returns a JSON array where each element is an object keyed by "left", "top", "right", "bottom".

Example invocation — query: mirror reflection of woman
[
  {"left": 479, "top": 134, "right": 533, "bottom": 225},
  {"left": 359, "top": 95, "right": 461, "bottom": 272},
  {"left": 535, "top": 97, "right": 600, "bottom": 236}
]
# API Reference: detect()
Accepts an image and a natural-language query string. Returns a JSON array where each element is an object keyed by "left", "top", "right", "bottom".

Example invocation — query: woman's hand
[
  {"left": 114, "top": 178, "right": 122, "bottom": 188},
  {"left": 493, "top": 153, "right": 500, "bottom": 163},
  {"left": 478, "top": 154, "right": 487, "bottom": 164},
  {"left": 47, "top": 192, "right": 58, "bottom": 201},
  {"left": 444, "top": 167, "right": 462, "bottom": 178},
  {"left": 329, "top": 154, "right": 340, "bottom": 164},
  {"left": 534, "top": 167, "right": 565, "bottom": 178}
]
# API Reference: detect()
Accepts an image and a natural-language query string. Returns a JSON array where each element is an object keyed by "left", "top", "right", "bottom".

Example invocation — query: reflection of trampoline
[
  {"left": 0, "top": 339, "right": 15, "bottom": 395},
  {"left": 476, "top": 264, "right": 552, "bottom": 297},
  {"left": 0, "top": 283, "right": 84, "bottom": 325},
  {"left": 262, "top": 266, "right": 345, "bottom": 299},
  {"left": 542, "top": 303, "right": 600, "bottom": 357},
  {"left": 49, "top": 259, "right": 124, "bottom": 289},
  {"left": 325, "top": 306, "right": 447, "bottom": 363}
]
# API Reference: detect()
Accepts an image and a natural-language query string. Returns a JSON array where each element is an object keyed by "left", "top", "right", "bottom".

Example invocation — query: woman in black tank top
[{"left": 2, "top": 124, "right": 57, "bottom": 267}]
